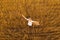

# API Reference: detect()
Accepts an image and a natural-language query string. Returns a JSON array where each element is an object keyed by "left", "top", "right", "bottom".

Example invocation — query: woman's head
[{"left": 26, "top": 16, "right": 32, "bottom": 20}]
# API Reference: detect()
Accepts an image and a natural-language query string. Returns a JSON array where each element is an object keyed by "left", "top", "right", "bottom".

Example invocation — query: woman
[{"left": 22, "top": 14, "right": 40, "bottom": 27}]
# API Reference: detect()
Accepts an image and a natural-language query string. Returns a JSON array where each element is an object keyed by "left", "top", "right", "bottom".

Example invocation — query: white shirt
[{"left": 27, "top": 19, "right": 34, "bottom": 26}]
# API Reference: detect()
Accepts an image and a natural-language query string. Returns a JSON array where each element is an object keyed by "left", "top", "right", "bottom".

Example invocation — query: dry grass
[{"left": 0, "top": 0, "right": 60, "bottom": 40}]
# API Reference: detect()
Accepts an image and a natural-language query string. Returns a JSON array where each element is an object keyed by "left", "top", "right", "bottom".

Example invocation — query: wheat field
[{"left": 0, "top": 0, "right": 60, "bottom": 40}]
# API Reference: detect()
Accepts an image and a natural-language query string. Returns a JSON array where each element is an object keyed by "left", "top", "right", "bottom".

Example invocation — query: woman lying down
[{"left": 22, "top": 14, "right": 40, "bottom": 27}]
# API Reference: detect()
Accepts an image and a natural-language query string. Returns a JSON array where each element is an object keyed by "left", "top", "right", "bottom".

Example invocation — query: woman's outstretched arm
[
  {"left": 22, "top": 14, "right": 28, "bottom": 20},
  {"left": 33, "top": 21, "right": 40, "bottom": 25}
]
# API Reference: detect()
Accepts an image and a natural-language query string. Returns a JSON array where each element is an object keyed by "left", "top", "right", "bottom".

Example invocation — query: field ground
[{"left": 0, "top": 0, "right": 60, "bottom": 40}]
